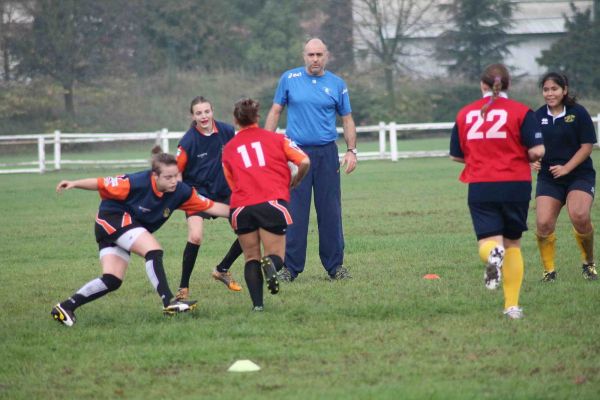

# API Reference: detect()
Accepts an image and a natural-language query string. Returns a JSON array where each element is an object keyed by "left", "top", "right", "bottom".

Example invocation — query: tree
[
  {"left": 537, "top": 2, "right": 600, "bottom": 95},
  {"left": 244, "top": 0, "right": 305, "bottom": 73},
  {"left": 321, "top": 0, "right": 354, "bottom": 72},
  {"left": 353, "top": 0, "right": 436, "bottom": 111},
  {"left": 15, "top": 0, "right": 129, "bottom": 115},
  {"left": 0, "top": 0, "right": 26, "bottom": 82},
  {"left": 138, "top": 1, "right": 247, "bottom": 72},
  {"left": 435, "top": 0, "right": 515, "bottom": 81}
]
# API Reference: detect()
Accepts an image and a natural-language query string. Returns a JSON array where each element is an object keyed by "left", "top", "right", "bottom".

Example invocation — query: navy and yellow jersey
[
  {"left": 97, "top": 170, "right": 214, "bottom": 233},
  {"left": 177, "top": 120, "right": 235, "bottom": 200},
  {"left": 535, "top": 103, "right": 596, "bottom": 180}
]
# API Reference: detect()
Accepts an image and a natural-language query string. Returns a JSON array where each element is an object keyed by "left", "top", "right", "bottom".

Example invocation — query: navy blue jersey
[
  {"left": 98, "top": 170, "right": 194, "bottom": 233},
  {"left": 177, "top": 120, "right": 235, "bottom": 199},
  {"left": 535, "top": 103, "right": 596, "bottom": 180}
]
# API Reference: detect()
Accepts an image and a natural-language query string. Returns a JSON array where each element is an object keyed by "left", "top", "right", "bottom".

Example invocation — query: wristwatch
[{"left": 347, "top": 148, "right": 357, "bottom": 155}]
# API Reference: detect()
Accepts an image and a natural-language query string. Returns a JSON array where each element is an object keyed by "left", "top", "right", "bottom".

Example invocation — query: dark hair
[
  {"left": 480, "top": 63, "right": 510, "bottom": 117},
  {"left": 189, "top": 96, "right": 212, "bottom": 128},
  {"left": 189, "top": 96, "right": 212, "bottom": 114},
  {"left": 233, "top": 98, "right": 260, "bottom": 127},
  {"left": 539, "top": 72, "right": 577, "bottom": 106},
  {"left": 150, "top": 145, "right": 177, "bottom": 174}
]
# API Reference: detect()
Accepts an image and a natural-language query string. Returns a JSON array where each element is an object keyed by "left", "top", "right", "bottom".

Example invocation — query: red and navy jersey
[
  {"left": 451, "top": 95, "right": 542, "bottom": 184},
  {"left": 535, "top": 103, "right": 596, "bottom": 179},
  {"left": 222, "top": 125, "right": 308, "bottom": 208},
  {"left": 177, "top": 120, "right": 235, "bottom": 200},
  {"left": 97, "top": 170, "right": 214, "bottom": 233}
]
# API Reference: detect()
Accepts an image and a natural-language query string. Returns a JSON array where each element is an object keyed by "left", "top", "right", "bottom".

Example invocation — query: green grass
[{"left": 1, "top": 155, "right": 599, "bottom": 399}]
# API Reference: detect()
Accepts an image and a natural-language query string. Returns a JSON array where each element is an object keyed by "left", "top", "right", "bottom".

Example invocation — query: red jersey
[
  {"left": 455, "top": 96, "right": 532, "bottom": 183},
  {"left": 222, "top": 125, "right": 308, "bottom": 208}
]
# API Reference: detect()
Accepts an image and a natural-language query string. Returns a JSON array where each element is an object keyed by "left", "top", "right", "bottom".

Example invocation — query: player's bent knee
[{"left": 101, "top": 273, "right": 123, "bottom": 292}]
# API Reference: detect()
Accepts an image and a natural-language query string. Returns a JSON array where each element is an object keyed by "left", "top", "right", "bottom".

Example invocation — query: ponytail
[
  {"left": 480, "top": 64, "right": 510, "bottom": 118},
  {"left": 150, "top": 146, "right": 177, "bottom": 174}
]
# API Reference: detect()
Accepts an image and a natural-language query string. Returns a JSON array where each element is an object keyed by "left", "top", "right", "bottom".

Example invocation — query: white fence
[{"left": 1, "top": 115, "right": 599, "bottom": 174}]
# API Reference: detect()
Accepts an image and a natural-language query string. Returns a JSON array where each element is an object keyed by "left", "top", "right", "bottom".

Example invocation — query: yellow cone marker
[{"left": 227, "top": 359, "right": 261, "bottom": 372}]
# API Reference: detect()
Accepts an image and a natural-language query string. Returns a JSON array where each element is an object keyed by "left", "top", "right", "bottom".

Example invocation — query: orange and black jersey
[{"left": 97, "top": 170, "right": 214, "bottom": 233}]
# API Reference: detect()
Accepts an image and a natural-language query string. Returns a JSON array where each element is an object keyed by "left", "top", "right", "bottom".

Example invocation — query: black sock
[
  {"left": 60, "top": 274, "right": 122, "bottom": 311},
  {"left": 216, "top": 239, "right": 242, "bottom": 273},
  {"left": 267, "top": 254, "right": 284, "bottom": 272},
  {"left": 145, "top": 249, "right": 174, "bottom": 307},
  {"left": 244, "top": 260, "right": 263, "bottom": 307},
  {"left": 180, "top": 242, "right": 200, "bottom": 288}
]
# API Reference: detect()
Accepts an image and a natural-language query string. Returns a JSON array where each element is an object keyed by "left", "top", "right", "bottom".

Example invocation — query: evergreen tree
[
  {"left": 244, "top": 0, "right": 304, "bottom": 73},
  {"left": 15, "top": 0, "right": 131, "bottom": 115},
  {"left": 435, "top": 0, "right": 515, "bottom": 81},
  {"left": 537, "top": 2, "right": 600, "bottom": 95},
  {"left": 321, "top": 0, "right": 354, "bottom": 73}
]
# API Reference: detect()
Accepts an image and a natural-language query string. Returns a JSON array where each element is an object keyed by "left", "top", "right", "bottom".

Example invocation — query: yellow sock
[
  {"left": 536, "top": 232, "right": 556, "bottom": 273},
  {"left": 478, "top": 240, "right": 499, "bottom": 264},
  {"left": 573, "top": 227, "right": 594, "bottom": 264},
  {"left": 502, "top": 247, "right": 524, "bottom": 310}
]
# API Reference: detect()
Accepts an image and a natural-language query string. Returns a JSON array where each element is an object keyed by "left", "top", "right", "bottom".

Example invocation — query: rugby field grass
[{"left": 0, "top": 156, "right": 599, "bottom": 399}]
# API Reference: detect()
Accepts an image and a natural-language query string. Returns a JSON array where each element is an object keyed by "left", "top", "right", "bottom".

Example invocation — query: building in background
[{"left": 353, "top": 0, "right": 594, "bottom": 79}]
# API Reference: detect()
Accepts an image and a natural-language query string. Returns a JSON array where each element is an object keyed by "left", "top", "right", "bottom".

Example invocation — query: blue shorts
[
  {"left": 468, "top": 201, "right": 529, "bottom": 241},
  {"left": 536, "top": 175, "right": 595, "bottom": 204}
]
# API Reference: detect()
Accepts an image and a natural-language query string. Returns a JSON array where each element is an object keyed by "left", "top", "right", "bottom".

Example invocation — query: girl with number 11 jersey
[{"left": 222, "top": 98, "right": 309, "bottom": 311}]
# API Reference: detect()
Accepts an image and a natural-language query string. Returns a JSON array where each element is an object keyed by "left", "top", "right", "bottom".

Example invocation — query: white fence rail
[{"left": 1, "top": 115, "right": 599, "bottom": 174}]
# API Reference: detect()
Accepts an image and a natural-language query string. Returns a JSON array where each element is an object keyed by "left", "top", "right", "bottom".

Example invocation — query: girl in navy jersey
[
  {"left": 222, "top": 98, "right": 310, "bottom": 311},
  {"left": 532, "top": 72, "right": 598, "bottom": 282},
  {"left": 450, "top": 63, "right": 545, "bottom": 319},
  {"left": 176, "top": 96, "right": 243, "bottom": 300},
  {"left": 51, "top": 147, "right": 229, "bottom": 327}
]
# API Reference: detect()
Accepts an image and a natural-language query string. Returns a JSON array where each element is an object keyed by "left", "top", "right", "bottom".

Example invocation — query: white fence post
[
  {"left": 389, "top": 122, "right": 398, "bottom": 162},
  {"left": 54, "top": 130, "right": 61, "bottom": 170},
  {"left": 37, "top": 136, "right": 46, "bottom": 173},
  {"left": 378, "top": 121, "right": 386, "bottom": 159},
  {"left": 161, "top": 128, "right": 169, "bottom": 153}
]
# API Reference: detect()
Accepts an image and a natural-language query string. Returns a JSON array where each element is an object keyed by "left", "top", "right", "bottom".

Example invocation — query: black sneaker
[
  {"left": 277, "top": 266, "right": 294, "bottom": 282},
  {"left": 330, "top": 265, "right": 352, "bottom": 280},
  {"left": 582, "top": 263, "right": 598, "bottom": 280},
  {"left": 163, "top": 299, "right": 198, "bottom": 315},
  {"left": 51, "top": 303, "right": 76, "bottom": 327},
  {"left": 541, "top": 270, "right": 557, "bottom": 282},
  {"left": 261, "top": 256, "right": 279, "bottom": 295}
]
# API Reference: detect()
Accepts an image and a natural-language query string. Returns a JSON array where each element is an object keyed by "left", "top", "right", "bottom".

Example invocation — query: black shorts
[
  {"left": 230, "top": 200, "right": 292, "bottom": 235},
  {"left": 536, "top": 175, "right": 595, "bottom": 204},
  {"left": 468, "top": 201, "right": 529, "bottom": 241},
  {"left": 95, "top": 211, "right": 143, "bottom": 248},
  {"left": 186, "top": 194, "right": 230, "bottom": 220}
]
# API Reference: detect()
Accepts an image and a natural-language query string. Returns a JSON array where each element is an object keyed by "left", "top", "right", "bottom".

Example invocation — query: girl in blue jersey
[
  {"left": 532, "top": 72, "right": 598, "bottom": 281},
  {"left": 175, "top": 96, "right": 243, "bottom": 300},
  {"left": 51, "top": 147, "right": 229, "bottom": 327}
]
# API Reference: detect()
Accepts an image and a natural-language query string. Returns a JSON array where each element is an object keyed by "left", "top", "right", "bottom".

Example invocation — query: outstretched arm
[{"left": 56, "top": 178, "right": 99, "bottom": 193}]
